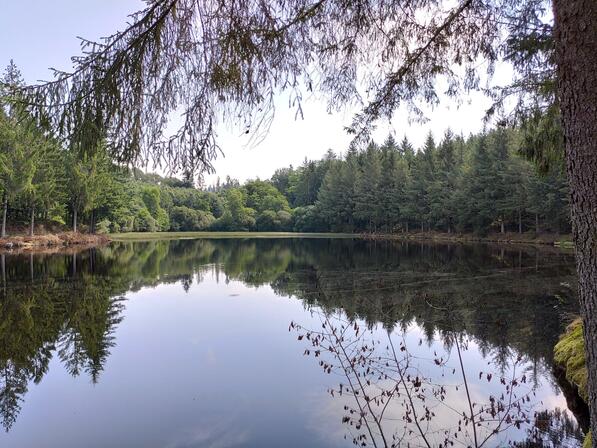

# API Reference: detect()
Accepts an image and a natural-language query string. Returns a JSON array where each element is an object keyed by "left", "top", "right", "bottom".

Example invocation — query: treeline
[
  {"left": 274, "top": 130, "right": 570, "bottom": 234},
  {"left": 1, "top": 62, "right": 569, "bottom": 236}
]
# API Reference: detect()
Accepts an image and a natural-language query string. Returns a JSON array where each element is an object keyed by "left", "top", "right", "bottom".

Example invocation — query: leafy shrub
[
  {"left": 170, "top": 206, "right": 215, "bottom": 231},
  {"left": 135, "top": 207, "right": 157, "bottom": 232},
  {"left": 96, "top": 219, "right": 112, "bottom": 234}
]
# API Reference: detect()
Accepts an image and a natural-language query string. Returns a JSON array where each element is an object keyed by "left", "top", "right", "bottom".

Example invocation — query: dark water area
[{"left": 0, "top": 238, "right": 585, "bottom": 447}]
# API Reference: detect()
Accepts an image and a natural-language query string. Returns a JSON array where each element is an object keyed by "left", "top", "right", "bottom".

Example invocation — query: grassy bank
[
  {"left": 363, "top": 230, "right": 574, "bottom": 247},
  {"left": 4, "top": 229, "right": 573, "bottom": 249},
  {"left": 110, "top": 230, "right": 575, "bottom": 246},
  {"left": 110, "top": 231, "right": 359, "bottom": 241},
  {"left": 554, "top": 319, "right": 592, "bottom": 447}
]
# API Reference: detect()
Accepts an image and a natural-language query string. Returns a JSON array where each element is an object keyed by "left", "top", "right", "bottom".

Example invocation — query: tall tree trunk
[
  {"left": 500, "top": 219, "right": 505, "bottom": 234},
  {"left": 518, "top": 209, "right": 522, "bottom": 234},
  {"left": 1, "top": 193, "right": 7, "bottom": 238},
  {"left": 1, "top": 253, "right": 5, "bottom": 292},
  {"left": 553, "top": 1, "right": 597, "bottom": 444},
  {"left": 73, "top": 208, "right": 78, "bottom": 233},
  {"left": 535, "top": 213, "right": 540, "bottom": 234},
  {"left": 90, "top": 209, "right": 95, "bottom": 234},
  {"left": 29, "top": 205, "right": 35, "bottom": 237}
]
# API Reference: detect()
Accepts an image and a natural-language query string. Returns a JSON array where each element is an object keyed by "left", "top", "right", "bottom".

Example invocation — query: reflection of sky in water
[
  {"left": 302, "top": 321, "right": 572, "bottom": 447},
  {"left": 0, "top": 266, "right": 581, "bottom": 448},
  {"left": 3, "top": 276, "right": 345, "bottom": 448}
]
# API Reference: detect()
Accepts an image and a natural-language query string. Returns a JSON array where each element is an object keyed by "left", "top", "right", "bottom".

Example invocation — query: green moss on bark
[
  {"left": 583, "top": 430, "right": 592, "bottom": 448},
  {"left": 554, "top": 319, "right": 591, "bottom": 447},
  {"left": 554, "top": 319, "right": 588, "bottom": 401}
]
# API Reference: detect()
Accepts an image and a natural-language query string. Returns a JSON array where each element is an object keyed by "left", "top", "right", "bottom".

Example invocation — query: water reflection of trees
[
  {"left": 295, "top": 310, "right": 585, "bottom": 447},
  {"left": 0, "top": 239, "right": 578, "bottom": 434},
  {"left": 292, "top": 310, "right": 545, "bottom": 447},
  {"left": 0, "top": 253, "right": 124, "bottom": 431}
]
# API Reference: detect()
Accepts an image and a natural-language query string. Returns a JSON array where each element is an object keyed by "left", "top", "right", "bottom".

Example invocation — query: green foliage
[
  {"left": 317, "top": 155, "right": 357, "bottom": 232},
  {"left": 0, "top": 60, "right": 572, "bottom": 237},
  {"left": 212, "top": 189, "right": 256, "bottom": 231},
  {"left": 170, "top": 206, "right": 214, "bottom": 231},
  {"left": 292, "top": 205, "right": 327, "bottom": 232},
  {"left": 96, "top": 219, "right": 112, "bottom": 235},
  {"left": 256, "top": 209, "right": 292, "bottom": 231},
  {"left": 140, "top": 186, "right": 169, "bottom": 231},
  {"left": 267, "top": 127, "right": 570, "bottom": 235},
  {"left": 244, "top": 180, "right": 290, "bottom": 213},
  {"left": 0, "top": 121, "right": 572, "bottom": 237},
  {"left": 135, "top": 207, "right": 158, "bottom": 232}
]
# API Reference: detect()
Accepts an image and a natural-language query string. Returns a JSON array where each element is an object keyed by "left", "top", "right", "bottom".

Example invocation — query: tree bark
[
  {"left": 73, "top": 208, "right": 78, "bottom": 233},
  {"left": 518, "top": 209, "right": 522, "bottom": 234},
  {"left": 1, "top": 253, "right": 5, "bottom": 291},
  {"left": 553, "top": 1, "right": 597, "bottom": 445},
  {"left": 1, "top": 193, "right": 7, "bottom": 238},
  {"left": 90, "top": 209, "right": 96, "bottom": 234},
  {"left": 500, "top": 219, "right": 505, "bottom": 234},
  {"left": 29, "top": 205, "right": 35, "bottom": 237}
]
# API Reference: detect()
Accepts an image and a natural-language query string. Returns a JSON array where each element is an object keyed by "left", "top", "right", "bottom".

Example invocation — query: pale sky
[{"left": 0, "top": 0, "right": 507, "bottom": 186}]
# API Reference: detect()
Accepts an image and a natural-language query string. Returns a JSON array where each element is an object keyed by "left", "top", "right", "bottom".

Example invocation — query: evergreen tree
[
  {"left": 379, "top": 142, "right": 400, "bottom": 232},
  {"left": 429, "top": 130, "right": 458, "bottom": 231},
  {"left": 492, "top": 129, "right": 513, "bottom": 233},
  {"left": 463, "top": 135, "right": 497, "bottom": 234},
  {"left": 399, "top": 136, "right": 416, "bottom": 168},
  {"left": 317, "top": 157, "right": 355, "bottom": 232},
  {"left": 354, "top": 143, "right": 382, "bottom": 232}
]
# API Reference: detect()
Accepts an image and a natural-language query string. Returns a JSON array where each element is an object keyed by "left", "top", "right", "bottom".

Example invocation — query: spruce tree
[{"left": 354, "top": 143, "right": 382, "bottom": 232}]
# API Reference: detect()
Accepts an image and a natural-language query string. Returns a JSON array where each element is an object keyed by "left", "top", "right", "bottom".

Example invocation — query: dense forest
[{"left": 0, "top": 62, "right": 569, "bottom": 237}]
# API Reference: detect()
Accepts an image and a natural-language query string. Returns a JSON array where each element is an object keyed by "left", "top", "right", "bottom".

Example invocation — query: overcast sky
[{"left": 1, "top": 0, "right": 506, "bottom": 185}]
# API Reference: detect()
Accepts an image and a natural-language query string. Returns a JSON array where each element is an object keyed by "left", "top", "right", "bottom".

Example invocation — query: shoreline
[
  {"left": 0, "top": 230, "right": 573, "bottom": 252},
  {"left": 360, "top": 230, "right": 574, "bottom": 248},
  {"left": 0, "top": 232, "right": 111, "bottom": 253},
  {"left": 109, "top": 231, "right": 361, "bottom": 241}
]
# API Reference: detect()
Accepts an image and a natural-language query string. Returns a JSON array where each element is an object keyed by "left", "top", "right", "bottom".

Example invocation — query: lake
[{"left": 0, "top": 238, "right": 586, "bottom": 447}]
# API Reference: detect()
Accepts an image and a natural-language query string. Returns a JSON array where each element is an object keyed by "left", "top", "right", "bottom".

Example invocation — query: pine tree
[
  {"left": 399, "top": 136, "right": 416, "bottom": 169},
  {"left": 379, "top": 143, "right": 400, "bottom": 232},
  {"left": 381, "top": 134, "right": 398, "bottom": 153},
  {"left": 418, "top": 133, "right": 437, "bottom": 230},
  {"left": 492, "top": 129, "right": 513, "bottom": 233},
  {"left": 317, "top": 154, "right": 356, "bottom": 232},
  {"left": 463, "top": 135, "right": 497, "bottom": 234},
  {"left": 354, "top": 143, "right": 382, "bottom": 232},
  {"left": 429, "top": 130, "right": 458, "bottom": 231}
]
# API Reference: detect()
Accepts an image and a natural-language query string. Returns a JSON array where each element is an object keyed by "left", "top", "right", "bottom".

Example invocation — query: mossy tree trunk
[{"left": 553, "top": 0, "right": 597, "bottom": 445}]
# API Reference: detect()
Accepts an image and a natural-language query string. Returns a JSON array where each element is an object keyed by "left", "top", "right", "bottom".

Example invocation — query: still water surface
[{"left": 0, "top": 238, "right": 586, "bottom": 447}]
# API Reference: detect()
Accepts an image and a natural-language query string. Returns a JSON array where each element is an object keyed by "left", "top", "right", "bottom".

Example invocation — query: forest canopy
[{"left": 0, "top": 86, "right": 569, "bottom": 236}]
